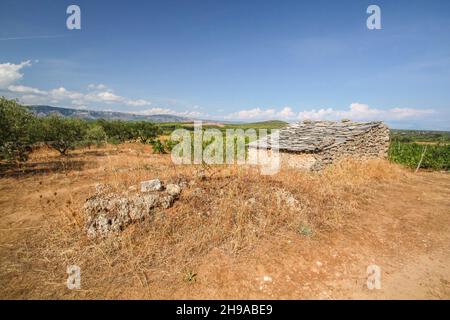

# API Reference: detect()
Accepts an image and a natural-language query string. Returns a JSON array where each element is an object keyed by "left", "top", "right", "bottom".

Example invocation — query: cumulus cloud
[
  {"left": 15, "top": 86, "right": 152, "bottom": 107},
  {"left": 225, "top": 106, "right": 295, "bottom": 120},
  {"left": 83, "top": 89, "right": 151, "bottom": 107},
  {"left": 0, "top": 60, "right": 31, "bottom": 88},
  {"left": 298, "top": 103, "right": 435, "bottom": 121},
  {"left": 226, "top": 103, "right": 436, "bottom": 123},
  {"left": 49, "top": 87, "right": 84, "bottom": 101},
  {"left": 133, "top": 108, "right": 203, "bottom": 118},
  {"left": 88, "top": 83, "right": 108, "bottom": 90},
  {"left": 225, "top": 108, "right": 274, "bottom": 120},
  {"left": 0, "top": 62, "right": 152, "bottom": 108},
  {"left": 7, "top": 84, "right": 47, "bottom": 95},
  {"left": 278, "top": 107, "right": 295, "bottom": 118}
]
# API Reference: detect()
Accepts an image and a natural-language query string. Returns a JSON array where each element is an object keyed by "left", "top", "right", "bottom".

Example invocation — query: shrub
[
  {"left": 151, "top": 139, "right": 166, "bottom": 154},
  {"left": 164, "top": 139, "right": 178, "bottom": 152}
]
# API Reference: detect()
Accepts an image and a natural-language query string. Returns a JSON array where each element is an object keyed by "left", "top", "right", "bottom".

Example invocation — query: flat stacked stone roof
[{"left": 248, "top": 120, "right": 386, "bottom": 153}]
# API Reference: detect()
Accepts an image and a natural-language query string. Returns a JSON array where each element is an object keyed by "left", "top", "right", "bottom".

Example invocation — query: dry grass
[{"left": 0, "top": 143, "right": 419, "bottom": 299}]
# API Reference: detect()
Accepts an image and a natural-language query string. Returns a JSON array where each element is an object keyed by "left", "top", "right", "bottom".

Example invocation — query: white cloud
[
  {"left": 95, "top": 91, "right": 122, "bottom": 102},
  {"left": 133, "top": 108, "right": 203, "bottom": 118},
  {"left": 49, "top": 87, "right": 84, "bottom": 101},
  {"left": 88, "top": 83, "right": 108, "bottom": 90},
  {"left": 19, "top": 94, "right": 49, "bottom": 105},
  {"left": 133, "top": 107, "right": 174, "bottom": 115},
  {"left": 124, "top": 99, "right": 150, "bottom": 107},
  {"left": 226, "top": 107, "right": 276, "bottom": 120},
  {"left": 1, "top": 61, "right": 152, "bottom": 108},
  {"left": 298, "top": 103, "right": 435, "bottom": 121},
  {"left": 278, "top": 107, "right": 295, "bottom": 118},
  {"left": 12, "top": 86, "right": 152, "bottom": 108},
  {"left": 84, "top": 90, "right": 151, "bottom": 106},
  {"left": 226, "top": 106, "right": 295, "bottom": 120},
  {"left": 225, "top": 103, "right": 435, "bottom": 123},
  {"left": 7, "top": 84, "right": 47, "bottom": 95},
  {"left": 0, "top": 60, "right": 31, "bottom": 88}
]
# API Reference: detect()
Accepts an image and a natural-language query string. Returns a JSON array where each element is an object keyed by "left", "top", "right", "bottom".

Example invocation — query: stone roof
[{"left": 248, "top": 120, "right": 386, "bottom": 153}]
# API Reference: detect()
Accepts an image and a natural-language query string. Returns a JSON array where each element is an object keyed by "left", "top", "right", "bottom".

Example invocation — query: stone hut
[{"left": 248, "top": 120, "right": 390, "bottom": 170}]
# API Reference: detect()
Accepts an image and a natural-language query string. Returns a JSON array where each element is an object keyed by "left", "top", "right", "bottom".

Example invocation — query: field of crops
[
  {"left": 388, "top": 129, "right": 449, "bottom": 171},
  {"left": 388, "top": 141, "right": 449, "bottom": 171}
]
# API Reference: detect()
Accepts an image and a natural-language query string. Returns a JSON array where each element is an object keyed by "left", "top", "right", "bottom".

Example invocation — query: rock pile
[{"left": 84, "top": 179, "right": 182, "bottom": 238}]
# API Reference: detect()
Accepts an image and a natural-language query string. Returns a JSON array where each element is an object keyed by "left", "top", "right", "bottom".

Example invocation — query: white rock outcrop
[
  {"left": 140, "top": 179, "right": 163, "bottom": 192},
  {"left": 85, "top": 181, "right": 183, "bottom": 238}
]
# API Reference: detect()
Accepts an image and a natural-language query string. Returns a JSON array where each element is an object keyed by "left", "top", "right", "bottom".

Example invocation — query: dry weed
[{"left": 0, "top": 144, "right": 407, "bottom": 298}]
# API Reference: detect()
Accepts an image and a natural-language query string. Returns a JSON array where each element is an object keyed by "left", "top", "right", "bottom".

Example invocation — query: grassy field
[
  {"left": 1, "top": 107, "right": 449, "bottom": 298},
  {"left": 1, "top": 143, "right": 449, "bottom": 299}
]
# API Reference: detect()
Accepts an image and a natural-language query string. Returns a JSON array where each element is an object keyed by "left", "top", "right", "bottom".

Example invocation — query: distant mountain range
[{"left": 27, "top": 105, "right": 194, "bottom": 123}]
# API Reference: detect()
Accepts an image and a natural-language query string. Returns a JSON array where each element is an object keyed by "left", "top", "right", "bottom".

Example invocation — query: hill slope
[{"left": 27, "top": 105, "right": 192, "bottom": 123}]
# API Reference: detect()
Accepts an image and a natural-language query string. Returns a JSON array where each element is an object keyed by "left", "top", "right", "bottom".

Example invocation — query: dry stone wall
[
  {"left": 250, "top": 120, "right": 390, "bottom": 170},
  {"left": 313, "top": 122, "right": 390, "bottom": 169}
]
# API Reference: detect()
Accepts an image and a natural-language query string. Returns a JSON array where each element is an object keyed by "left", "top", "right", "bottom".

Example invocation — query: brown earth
[{"left": 0, "top": 143, "right": 449, "bottom": 299}]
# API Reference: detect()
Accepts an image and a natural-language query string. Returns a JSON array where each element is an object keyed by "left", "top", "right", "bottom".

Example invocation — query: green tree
[
  {"left": 133, "top": 121, "right": 162, "bottom": 143},
  {"left": 41, "top": 116, "right": 87, "bottom": 155},
  {"left": 83, "top": 124, "right": 108, "bottom": 148},
  {"left": 0, "top": 97, "right": 37, "bottom": 162}
]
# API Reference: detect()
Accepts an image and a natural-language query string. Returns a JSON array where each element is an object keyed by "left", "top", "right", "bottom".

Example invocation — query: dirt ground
[{"left": 0, "top": 143, "right": 449, "bottom": 299}]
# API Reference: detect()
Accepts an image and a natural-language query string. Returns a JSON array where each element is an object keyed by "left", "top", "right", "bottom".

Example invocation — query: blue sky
[{"left": 0, "top": 0, "right": 449, "bottom": 129}]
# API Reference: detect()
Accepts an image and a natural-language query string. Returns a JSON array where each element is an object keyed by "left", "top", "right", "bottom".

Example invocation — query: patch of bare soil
[{"left": 0, "top": 144, "right": 448, "bottom": 299}]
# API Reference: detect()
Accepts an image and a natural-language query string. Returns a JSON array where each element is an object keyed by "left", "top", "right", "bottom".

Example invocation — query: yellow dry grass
[{"left": 1, "top": 143, "right": 444, "bottom": 299}]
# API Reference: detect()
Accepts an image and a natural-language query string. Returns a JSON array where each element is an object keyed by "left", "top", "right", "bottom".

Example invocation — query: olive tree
[
  {"left": 83, "top": 124, "right": 108, "bottom": 148},
  {"left": 0, "top": 97, "right": 37, "bottom": 162},
  {"left": 41, "top": 116, "right": 87, "bottom": 155}
]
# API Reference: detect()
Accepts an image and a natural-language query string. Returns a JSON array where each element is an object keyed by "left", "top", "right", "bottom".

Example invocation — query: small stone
[
  {"left": 140, "top": 179, "right": 163, "bottom": 192},
  {"left": 159, "top": 195, "right": 175, "bottom": 209},
  {"left": 166, "top": 184, "right": 181, "bottom": 197},
  {"left": 262, "top": 275, "right": 272, "bottom": 282}
]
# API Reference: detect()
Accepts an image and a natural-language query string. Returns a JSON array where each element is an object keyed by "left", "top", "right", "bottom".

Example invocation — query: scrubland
[{"left": 0, "top": 143, "right": 449, "bottom": 299}]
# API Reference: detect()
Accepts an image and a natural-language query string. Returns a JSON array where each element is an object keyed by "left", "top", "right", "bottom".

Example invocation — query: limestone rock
[
  {"left": 85, "top": 180, "right": 181, "bottom": 238},
  {"left": 140, "top": 179, "right": 163, "bottom": 192},
  {"left": 166, "top": 184, "right": 181, "bottom": 197}
]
